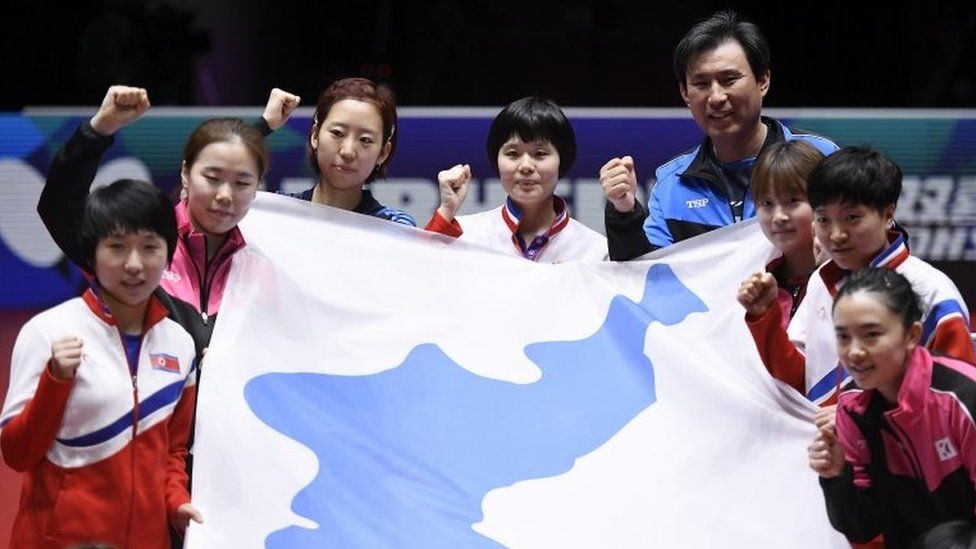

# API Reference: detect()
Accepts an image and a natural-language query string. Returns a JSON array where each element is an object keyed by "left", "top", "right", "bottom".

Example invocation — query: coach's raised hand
[
  {"left": 90, "top": 85, "right": 151, "bottom": 137},
  {"left": 600, "top": 155, "right": 638, "bottom": 213}
]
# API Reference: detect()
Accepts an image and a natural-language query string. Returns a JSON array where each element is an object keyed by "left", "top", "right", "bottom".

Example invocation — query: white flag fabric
[{"left": 187, "top": 192, "right": 847, "bottom": 548}]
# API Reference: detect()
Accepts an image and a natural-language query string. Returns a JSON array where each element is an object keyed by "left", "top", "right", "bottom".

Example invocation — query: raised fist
[
  {"left": 262, "top": 88, "right": 301, "bottom": 131},
  {"left": 90, "top": 86, "right": 150, "bottom": 136},
  {"left": 436, "top": 163, "right": 472, "bottom": 222},
  {"left": 600, "top": 156, "right": 638, "bottom": 213},
  {"left": 50, "top": 336, "right": 84, "bottom": 381},
  {"left": 736, "top": 271, "right": 779, "bottom": 318}
]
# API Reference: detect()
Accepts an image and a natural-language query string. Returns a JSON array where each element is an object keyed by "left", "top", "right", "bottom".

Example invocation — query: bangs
[
  {"left": 487, "top": 96, "right": 576, "bottom": 177},
  {"left": 751, "top": 141, "right": 824, "bottom": 201},
  {"left": 79, "top": 179, "right": 177, "bottom": 269},
  {"left": 751, "top": 164, "right": 808, "bottom": 200}
]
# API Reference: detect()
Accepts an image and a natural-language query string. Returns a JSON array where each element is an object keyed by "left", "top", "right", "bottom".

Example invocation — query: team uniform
[
  {"left": 604, "top": 117, "right": 838, "bottom": 260},
  {"left": 164, "top": 199, "right": 245, "bottom": 332},
  {"left": 766, "top": 254, "right": 815, "bottom": 329},
  {"left": 747, "top": 232, "right": 975, "bottom": 405},
  {"left": 0, "top": 289, "right": 197, "bottom": 548},
  {"left": 256, "top": 113, "right": 414, "bottom": 228},
  {"left": 821, "top": 347, "right": 976, "bottom": 548},
  {"left": 426, "top": 196, "right": 607, "bottom": 262},
  {"left": 38, "top": 120, "right": 237, "bottom": 355},
  {"left": 284, "top": 187, "right": 417, "bottom": 227}
]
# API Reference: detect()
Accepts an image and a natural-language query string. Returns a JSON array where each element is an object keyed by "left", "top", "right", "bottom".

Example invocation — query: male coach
[{"left": 600, "top": 10, "right": 838, "bottom": 260}]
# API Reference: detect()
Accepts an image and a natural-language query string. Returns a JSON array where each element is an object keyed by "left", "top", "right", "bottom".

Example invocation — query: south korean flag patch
[{"left": 935, "top": 437, "right": 958, "bottom": 462}]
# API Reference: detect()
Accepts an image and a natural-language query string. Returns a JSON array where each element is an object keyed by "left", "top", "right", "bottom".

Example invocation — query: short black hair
[
  {"left": 486, "top": 96, "right": 576, "bottom": 178},
  {"left": 807, "top": 146, "right": 902, "bottom": 212},
  {"left": 833, "top": 268, "right": 922, "bottom": 329},
  {"left": 673, "top": 9, "right": 770, "bottom": 87},
  {"left": 79, "top": 179, "right": 177, "bottom": 271}
]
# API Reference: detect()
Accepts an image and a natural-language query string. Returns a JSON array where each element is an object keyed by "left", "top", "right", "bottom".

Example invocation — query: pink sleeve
[{"left": 835, "top": 402, "right": 872, "bottom": 490}]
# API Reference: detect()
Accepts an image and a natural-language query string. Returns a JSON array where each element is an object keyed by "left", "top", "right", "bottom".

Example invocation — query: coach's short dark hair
[
  {"left": 806, "top": 146, "right": 902, "bottom": 212},
  {"left": 673, "top": 10, "right": 770, "bottom": 86},
  {"left": 486, "top": 96, "right": 577, "bottom": 178},
  {"left": 79, "top": 179, "right": 177, "bottom": 270}
]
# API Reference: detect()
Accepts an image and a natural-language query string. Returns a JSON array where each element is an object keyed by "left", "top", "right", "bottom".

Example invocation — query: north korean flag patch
[{"left": 150, "top": 353, "right": 180, "bottom": 373}]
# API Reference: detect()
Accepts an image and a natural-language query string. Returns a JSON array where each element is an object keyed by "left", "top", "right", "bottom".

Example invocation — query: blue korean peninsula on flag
[{"left": 186, "top": 193, "right": 847, "bottom": 549}]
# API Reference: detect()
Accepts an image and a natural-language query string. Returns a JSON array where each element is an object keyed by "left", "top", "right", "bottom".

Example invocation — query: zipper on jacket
[
  {"left": 127, "top": 374, "right": 138, "bottom": 545},
  {"left": 183, "top": 234, "right": 212, "bottom": 325},
  {"left": 186, "top": 232, "right": 234, "bottom": 325},
  {"left": 881, "top": 420, "right": 923, "bottom": 479},
  {"left": 200, "top": 235, "right": 234, "bottom": 319},
  {"left": 679, "top": 151, "right": 742, "bottom": 225},
  {"left": 200, "top": 249, "right": 212, "bottom": 321},
  {"left": 200, "top": 253, "right": 219, "bottom": 326},
  {"left": 114, "top": 330, "right": 141, "bottom": 546}
]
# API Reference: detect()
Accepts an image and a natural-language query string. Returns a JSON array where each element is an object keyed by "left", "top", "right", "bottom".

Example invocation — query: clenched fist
[
  {"left": 49, "top": 336, "right": 83, "bottom": 381},
  {"left": 600, "top": 156, "right": 638, "bottom": 213},
  {"left": 90, "top": 86, "right": 150, "bottom": 137},
  {"left": 435, "top": 163, "right": 472, "bottom": 222},
  {"left": 736, "top": 271, "right": 779, "bottom": 318},
  {"left": 262, "top": 88, "right": 301, "bottom": 131}
]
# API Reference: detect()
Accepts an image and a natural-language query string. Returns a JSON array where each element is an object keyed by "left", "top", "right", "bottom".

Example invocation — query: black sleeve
[
  {"left": 251, "top": 117, "right": 273, "bottom": 137},
  {"left": 604, "top": 200, "right": 656, "bottom": 261},
  {"left": 818, "top": 465, "right": 884, "bottom": 543},
  {"left": 37, "top": 121, "right": 114, "bottom": 272},
  {"left": 155, "top": 289, "right": 213, "bottom": 360}
]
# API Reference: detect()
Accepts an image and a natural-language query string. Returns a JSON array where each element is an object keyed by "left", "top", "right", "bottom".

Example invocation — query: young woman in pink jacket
[{"left": 38, "top": 85, "right": 298, "bottom": 352}]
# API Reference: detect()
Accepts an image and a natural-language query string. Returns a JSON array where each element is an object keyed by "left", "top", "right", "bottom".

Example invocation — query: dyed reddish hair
[{"left": 308, "top": 77, "right": 398, "bottom": 183}]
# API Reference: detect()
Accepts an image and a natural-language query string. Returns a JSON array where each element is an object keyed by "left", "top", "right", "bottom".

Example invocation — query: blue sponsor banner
[{"left": 2, "top": 108, "right": 975, "bottom": 309}]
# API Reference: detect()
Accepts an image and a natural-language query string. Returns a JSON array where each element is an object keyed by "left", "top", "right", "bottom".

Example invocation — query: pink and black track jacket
[
  {"left": 820, "top": 347, "right": 976, "bottom": 548},
  {"left": 38, "top": 121, "right": 247, "bottom": 355}
]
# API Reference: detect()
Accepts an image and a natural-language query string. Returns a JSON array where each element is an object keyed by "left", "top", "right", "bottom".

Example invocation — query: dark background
[{"left": 1, "top": 0, "right": 974, "bottom": 110}]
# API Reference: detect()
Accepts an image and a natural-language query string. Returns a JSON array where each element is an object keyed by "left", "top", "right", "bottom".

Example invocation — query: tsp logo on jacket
[
  {"left": 685, "top": 198, "right": 709, "bottom": 209},
  {"left": 150, "top": 353, "right": 181, "bottom": 373}
]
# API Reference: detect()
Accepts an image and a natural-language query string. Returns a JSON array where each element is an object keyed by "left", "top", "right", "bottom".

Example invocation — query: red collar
[
  {"left": 82, "top": 286, "right": 169, "bottom": 333},
  {"left": 499, "top": 196, "right": 570, "bottom": 261},
  {"left": 818, "top": 230, "right": 909, "bottom": 295}
]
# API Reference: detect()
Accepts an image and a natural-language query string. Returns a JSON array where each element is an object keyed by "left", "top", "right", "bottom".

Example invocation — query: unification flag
[{"left": 187, "top": 192, "right": 846, "bottom": 548}]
